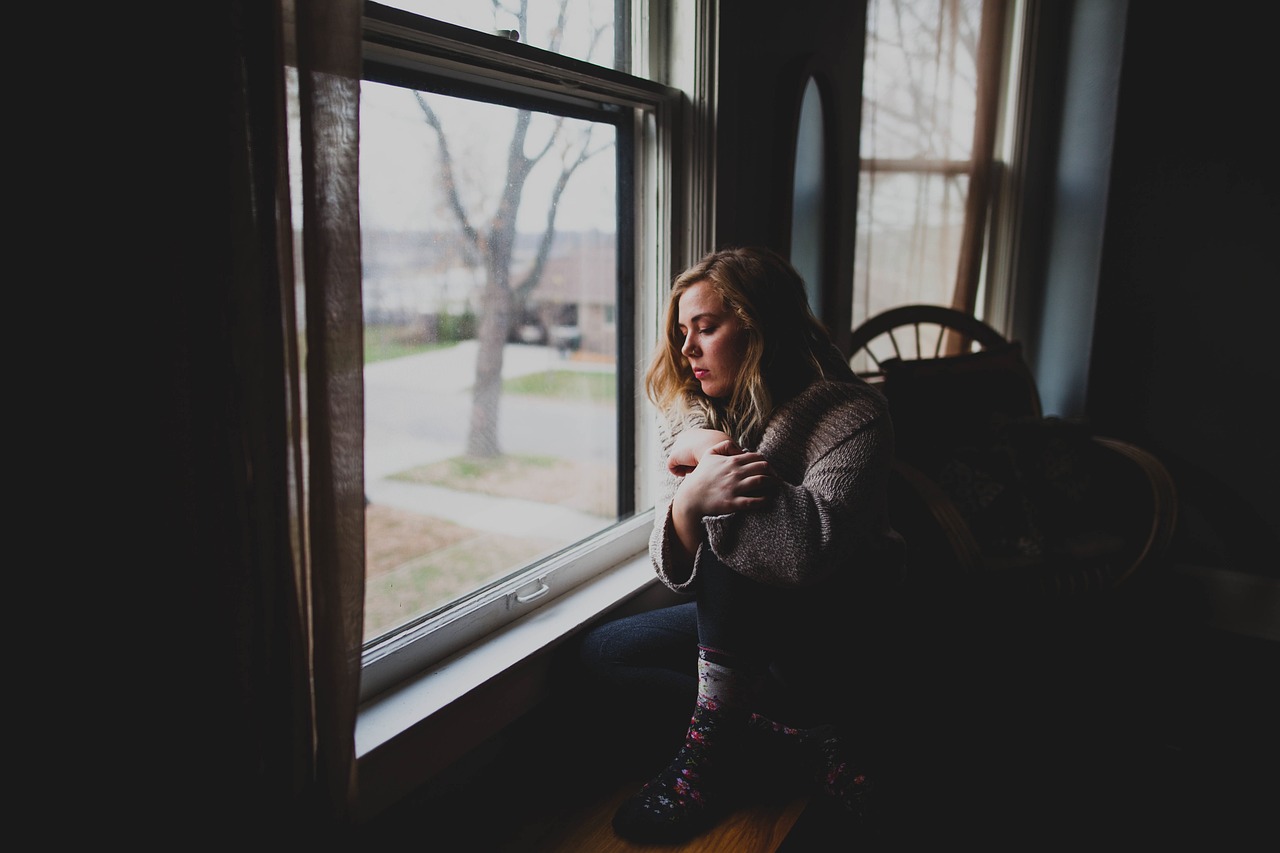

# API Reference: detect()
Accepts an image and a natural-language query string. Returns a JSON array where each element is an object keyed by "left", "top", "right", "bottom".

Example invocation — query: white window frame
[{"left": 356, "top": 2, "right": 691, "bottom": 702}]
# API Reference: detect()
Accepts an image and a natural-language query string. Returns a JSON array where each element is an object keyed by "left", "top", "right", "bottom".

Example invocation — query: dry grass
[
  {"left": 363, "top": 454, "right": 616, "bottom": 640},
  {"left": 390, "top": 453, "right": 615, "bottom": 514}
]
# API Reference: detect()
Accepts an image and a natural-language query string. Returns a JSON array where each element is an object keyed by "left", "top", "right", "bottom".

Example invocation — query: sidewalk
[
  {"left": 363, "top": 341, "right": 614, "bottom": 538},
  {"left": 366, "top": 478, "right": 606, "bottom": 539}
]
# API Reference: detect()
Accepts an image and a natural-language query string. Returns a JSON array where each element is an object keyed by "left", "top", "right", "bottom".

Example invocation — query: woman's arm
[
  {"left": 701, "top": 385, "right": 897, "bottom": 588},
  {"left": 649, "top": 412, "right": 778, "bottom": 589},
  {"left": 666, "top": 427, "right": 736, "bottom": 476},
  {"left": 668, "top": 440, "right": 774, "bottom": 561}
]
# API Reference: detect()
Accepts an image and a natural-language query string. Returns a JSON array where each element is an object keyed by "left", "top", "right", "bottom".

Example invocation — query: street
[{"left": 362, "top": 340, "right": 617, "bottom": 537}]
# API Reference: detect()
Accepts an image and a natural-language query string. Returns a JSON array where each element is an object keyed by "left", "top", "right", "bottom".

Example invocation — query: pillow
[
  {"left": 933, "top": 440, "right": 1044, "bottom": 569},
  {"left": 932, "top": 416, "right": 1118, "bottom": 575},
  {"left": 881, "top": 341, "right": 1041, "bottom": 468}
]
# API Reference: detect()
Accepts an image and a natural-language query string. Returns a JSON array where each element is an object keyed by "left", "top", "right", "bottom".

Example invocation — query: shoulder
[
  {"left": 757, "top": 377, "right": 890, "bottom": 456},
  {"left": 758, "top": 377, "right": 893, "bottom": 474},
  {"left": 779, "top": 377, "right": 889, "bottom": 430}
]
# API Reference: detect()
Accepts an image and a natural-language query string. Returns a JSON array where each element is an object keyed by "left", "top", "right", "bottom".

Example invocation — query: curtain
[
  {"left": 293, "top": 0, "right": 366, "bottom": 826},
  {"left": 948, "top": 0, "right": 1008, "bottom": 351},
  {"left": 216, "top": 0, "right": 365, "bottom": 833}
]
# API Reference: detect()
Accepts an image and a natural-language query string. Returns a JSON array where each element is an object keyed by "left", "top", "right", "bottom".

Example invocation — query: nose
[{"left": 680, "top": 331, "right": 697, "bottom": 357}]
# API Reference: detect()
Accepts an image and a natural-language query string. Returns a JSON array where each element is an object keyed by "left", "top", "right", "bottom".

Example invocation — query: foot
[
  {"left": 611, "top": 700, "right": 746, "bottom": 844},
  {"left": 803, "top": 724, "right": 877, "bottom": 820}
]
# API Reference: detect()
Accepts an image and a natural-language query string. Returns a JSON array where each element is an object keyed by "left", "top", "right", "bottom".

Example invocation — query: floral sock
[
  {"left": 611, "top": 646, "right": 752, "bottom": 844},
  {"left": 748, "top": 714, "right": 875, "bottom": 817}
]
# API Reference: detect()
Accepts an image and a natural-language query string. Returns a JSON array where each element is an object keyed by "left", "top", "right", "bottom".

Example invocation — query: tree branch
[{"left": 414, "top": 92, "right": 482, "bottom": 261}]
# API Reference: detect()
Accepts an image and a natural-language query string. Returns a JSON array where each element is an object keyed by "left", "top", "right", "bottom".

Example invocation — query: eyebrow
[{"left": 677, "top": 311, "right": 718, "bottom": 328}]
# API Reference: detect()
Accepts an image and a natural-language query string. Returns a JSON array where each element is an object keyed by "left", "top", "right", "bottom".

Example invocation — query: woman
[{"left": 580, "top": 246, "right": 906, "bottom": 843}]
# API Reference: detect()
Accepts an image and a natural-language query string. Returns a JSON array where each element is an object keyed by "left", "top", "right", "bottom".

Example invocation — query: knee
[{"left": 577, "top": 618, "right": 631, "bottom": 677}]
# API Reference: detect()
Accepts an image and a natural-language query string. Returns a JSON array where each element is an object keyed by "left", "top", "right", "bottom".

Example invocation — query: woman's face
[{"left": 677, "top": 279, "right": 748, "bottom": 399}]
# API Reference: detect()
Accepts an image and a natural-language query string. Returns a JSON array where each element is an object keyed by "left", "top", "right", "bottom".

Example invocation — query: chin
[{"left": 700, "top": 384, "right": 730, "bottom": 399}]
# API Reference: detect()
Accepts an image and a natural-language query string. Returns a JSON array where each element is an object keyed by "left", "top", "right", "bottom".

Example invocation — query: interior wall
[
  {"left": 712, "top": 0, "right": 868, "bottom": 348},
  {"left": 1026, "top": 0, "right": 1128, "bottom": 419},
  {"left": 1087, "top": 0, "right": 1280, "bottom": 573}
]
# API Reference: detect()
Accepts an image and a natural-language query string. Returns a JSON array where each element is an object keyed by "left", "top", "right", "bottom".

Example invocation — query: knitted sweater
[{"left": 650, "top": 377, "right": 904, "bottom": 593}]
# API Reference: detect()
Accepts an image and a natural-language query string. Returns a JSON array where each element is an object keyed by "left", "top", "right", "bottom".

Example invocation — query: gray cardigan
[{"left": 650, "top": 377, "right": 904, "bottom": 594}]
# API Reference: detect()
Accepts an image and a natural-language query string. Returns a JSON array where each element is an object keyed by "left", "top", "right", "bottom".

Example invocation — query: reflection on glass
[{"left": 360, "top": 81, "right": 619, "bottom": 643}]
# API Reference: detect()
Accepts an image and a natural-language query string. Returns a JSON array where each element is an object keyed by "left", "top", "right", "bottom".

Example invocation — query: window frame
[
  {"left": 357, "top": 2, "right": 686, "bottom": 702},
  {"left": 852, "top": 0, "right": 1026, "bottom": 337}
]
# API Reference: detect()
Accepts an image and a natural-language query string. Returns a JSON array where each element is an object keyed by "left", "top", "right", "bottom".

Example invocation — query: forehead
[{"left": 677, "top": 280, "right": 727, "bottom": 325}]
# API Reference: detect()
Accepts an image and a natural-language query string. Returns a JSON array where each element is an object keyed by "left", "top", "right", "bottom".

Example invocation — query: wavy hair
[{"left": 644, "top": 246, "right": 853, "bottom": 448}]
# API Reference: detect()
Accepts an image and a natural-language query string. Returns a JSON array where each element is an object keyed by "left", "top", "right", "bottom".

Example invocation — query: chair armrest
[
  {"left": 890, "top": 457, "right": 983, "bottom": 575},
  {"left": 1090, "top": 436, "right": 1179, "bottom": 587}
]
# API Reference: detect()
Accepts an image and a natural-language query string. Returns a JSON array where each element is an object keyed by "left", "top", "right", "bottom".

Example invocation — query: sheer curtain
[
  {"left": 854, "top": 0, "right": 1008, "bottom": 351},
  {"left": 223, "top": 0, "right": 364, "bottom": 830}
]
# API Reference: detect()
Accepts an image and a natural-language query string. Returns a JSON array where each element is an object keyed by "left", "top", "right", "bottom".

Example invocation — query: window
[
  {"left": 357, "top": 1, "right": 684, "bottom": 700},
  {"left": 385, "top": 0, "right": 629, "bottom": 69},
  {"left": 852, "top": 0, "right": 1025, "bottom": 363}
]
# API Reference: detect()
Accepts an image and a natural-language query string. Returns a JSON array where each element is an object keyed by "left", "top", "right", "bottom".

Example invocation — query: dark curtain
[{"left": 149, "top": 0, "right": 365, "bottom": 837}]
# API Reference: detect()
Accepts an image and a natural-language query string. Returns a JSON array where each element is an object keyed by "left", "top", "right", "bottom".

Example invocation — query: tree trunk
[{"left": 466, "top": 278, "right": 512, "bottom": 458}]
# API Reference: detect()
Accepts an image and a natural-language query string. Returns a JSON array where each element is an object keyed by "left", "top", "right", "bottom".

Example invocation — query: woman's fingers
[
  {"left": 706, "top": 438, "right": 743, "bottom": 456},
  {"left": 738, "top": 472, "right": 777, "bottom": 496},
  {"left": 681, "top": 451, "right": 777, "bottom": 515}
]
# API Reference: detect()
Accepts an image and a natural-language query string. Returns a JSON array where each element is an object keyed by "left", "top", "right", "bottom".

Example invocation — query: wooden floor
[
  {"left": 357, "top": 724, "right": 1275, "bottom": 852},
  {"left": 491, "top": 777, "right": 812, "bottom": 853},
  {"left": 357, "top": 616, "right": 1277, "bottom": 851},
  {"left": 355, "top": 711, "right": 848, "bottom": 852}
]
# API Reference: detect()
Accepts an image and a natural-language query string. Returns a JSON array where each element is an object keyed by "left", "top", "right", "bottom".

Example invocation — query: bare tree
[{"left": 415, "top": 0, "right": 612, "bottom": 458}]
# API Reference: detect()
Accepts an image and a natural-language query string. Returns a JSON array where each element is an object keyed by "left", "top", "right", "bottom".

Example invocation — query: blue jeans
[{"left": 578, "top": 549, "right": 900, "bottom": 730}]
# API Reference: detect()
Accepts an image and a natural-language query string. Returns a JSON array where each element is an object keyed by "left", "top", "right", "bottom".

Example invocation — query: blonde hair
[{"left": 644, "top": 246, "right": 852, "bottom": 448}]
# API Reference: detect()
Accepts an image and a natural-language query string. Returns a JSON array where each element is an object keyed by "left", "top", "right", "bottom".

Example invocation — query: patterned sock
[
  {"left": 611, "top": 646, "right": 753, "bottom": 843},
  {"left": 748, "top": 714, "right": 875, "bottom": 818}
]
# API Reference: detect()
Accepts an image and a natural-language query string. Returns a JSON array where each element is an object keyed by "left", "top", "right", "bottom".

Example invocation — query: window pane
[
  {"left": 381, "top": 0, "right": 623, "bottom": 70},
  {"left": 360, "top": 81, "right": 619, "bottom": 643},
  {"left": 855, "top": 170, "right": 969, "bottom": 318},
  {"left": 854, "top": 0, "right": 985, "bottom": 345},
  {"left": 860, "top": 0, "right": 981, "bottom": 161}
]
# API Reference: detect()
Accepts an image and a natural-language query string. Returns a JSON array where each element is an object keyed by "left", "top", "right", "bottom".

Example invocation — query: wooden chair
[
  {"left": 849, "top": 304, "right": 1012, "bottom": 385},
  {"left": 850, "top": 305, "right": 1178, "bottom": 602}
]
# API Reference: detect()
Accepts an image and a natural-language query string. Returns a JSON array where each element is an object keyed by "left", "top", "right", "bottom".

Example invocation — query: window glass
[
  {"left": 380, "top": 0, "right": 624, "bottom": 70},
  {"left": 853, "top": 0, "right": 985, "bottom": 365},
  {"left": 860, "top": 0, "right": 980, "bottom": 163},
  {"left": 354, "top": 0, "right": 682, "bottom": 700},
  {"left": 360, "top": 80, "right": 622, "bottom": 644},
  {"left": 855, "top": 171, "right": 971, "bottom": 313}
]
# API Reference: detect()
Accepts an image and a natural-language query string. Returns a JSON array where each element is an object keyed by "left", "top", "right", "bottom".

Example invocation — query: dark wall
[
  {"left": 1089, "top": 0, "right": 1280, "bottom": 574},
  {"left": 713, "top": 0, "right": 868, "bottom": 349}
]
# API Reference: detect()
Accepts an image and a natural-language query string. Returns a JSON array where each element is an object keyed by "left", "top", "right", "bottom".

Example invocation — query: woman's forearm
[{"left": 668, "top": 490, "right": 703, "bottom": 571}]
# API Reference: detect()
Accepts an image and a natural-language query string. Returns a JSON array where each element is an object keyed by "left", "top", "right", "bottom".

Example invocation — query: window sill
[{"left": 354, "top": 549, "right": 672, "bottom": 821}]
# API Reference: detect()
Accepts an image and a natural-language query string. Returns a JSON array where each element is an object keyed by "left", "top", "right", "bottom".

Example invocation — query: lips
[{"left": 693, "top": 368, "right": 709, "bottom": 379}]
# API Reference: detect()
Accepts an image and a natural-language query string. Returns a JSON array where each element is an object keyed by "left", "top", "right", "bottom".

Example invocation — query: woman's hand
[
  {"left": 668, "top": 439, "right": 776, "bottom": 562},
  {"left": 675, "top": 440, "right": 776, "bottom": 517}
]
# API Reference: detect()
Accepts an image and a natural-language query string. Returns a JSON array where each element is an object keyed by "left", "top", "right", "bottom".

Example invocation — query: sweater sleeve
[
  {"left": 648, "top": 405, "right": 707, "bottom": 592},
  {"left": 698, "top": 381, "right": 900, "bottom": 589}
]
